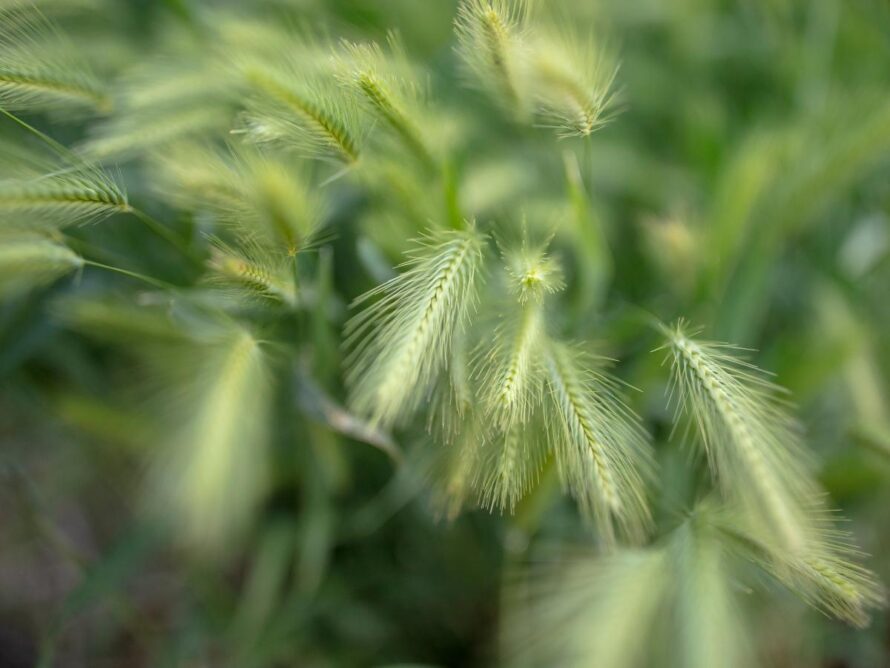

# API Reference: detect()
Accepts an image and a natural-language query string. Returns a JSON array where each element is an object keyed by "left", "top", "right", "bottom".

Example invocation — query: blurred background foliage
[{"left": 1, "top": 0, "right": 889, "bottom": 666}]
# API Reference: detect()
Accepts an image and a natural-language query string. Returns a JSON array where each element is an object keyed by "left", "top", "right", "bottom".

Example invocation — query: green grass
[{"left": 0, "top": 0, "right": 889, "bottom": 666}]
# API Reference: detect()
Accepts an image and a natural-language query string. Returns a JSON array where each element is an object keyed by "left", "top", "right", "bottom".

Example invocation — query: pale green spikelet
[
  {"left": 544, "top": 340, "right": 653, "bottom": 543},
  {"left": 151, "top": 328, "right": 271, "bottom": 554},
  {"left": 0, "top": 232, "right": 82, "bottom": 296},
  {"left": 245, "top": 157, "right": 323, "bottom": 254},
  {"left": 154, "top": 143, "right": 323, "bottom": 254},
  {"left": 427, "top": 327, "right": 476, "bottom": 444},
  {"left": 474, "top": 233, "right": 562, "bottom": 430},
  {"left": 82, "top": 42, "right": 237, "bottom": 159},
  {"left": 506, "top": 546, "right": 670, "bottom": 668},
  {"left": 455, "top": 0, "right": 531, "bottom": 118},
  {"left": 795, "top": 548, "right": 886, "bottom": 628},
  {"left": 86, "top": 104, "right": 233, "bottom": 160},
  {"left": 56, "top": 296, "right": 189, "bottom": 345},
  {"left": 151, "top": 143, "right": 245, "bottom": 215},
  {"left": 0, "top": 148, "right": 129, "bottom": 228},
  {"left": 529, "top": 30, "right": 619, "bottom": 138},
  {"left": 239, "top": 63, "right": 363, "bottom": 164},
  {"left": 505, "top": 503, "right": 751, "bottom": 668},
  {"left": 715, "top": 503, "right": 885, "bottom": 628},
  {"left": 336, "top": 37, "right": 435, "bottom": 168},
  {"left": 476, "top": 413, "right": 547, "bottom": 514},
  {"left": 502, "top": 231, "right": 565, "bottom": 303},
  {"left": 0, "top": 4, "right": 110, "bottom": 113},
  {"left": 661, "top": 320, "right": 814, "bottom": 551},
  {"left": 345, "top": 226, "right": 485, "bottom": 427},
  {"left": 476, "top": 299, "right": 546, "bottom": 431},
  {"left": 662, "top": 322, "right": 884, "bottom": 625},
  {"left": 207, "top": 239, "right": 298, "bottom": 307}
]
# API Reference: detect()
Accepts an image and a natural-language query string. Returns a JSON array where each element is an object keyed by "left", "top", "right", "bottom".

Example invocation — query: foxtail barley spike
[
  {"left": 662, "top": 321, "right": 884, "bottom": 625},
  {"left": 0, "top": 4, "right": 110, "bottom": 112},
  {"left": 455, "top": 0, "right": 530, "bottom": 116},
  {"left": 545, "top": 340, "right": 652, "bottom": 543},
  {"left": 156, "top": 329, "right": 271, "bottom": 554},
  {"left": 477, "top": 300, "right": 545, "bottom": 431},
  {"left": 0, "top": 233, "right": 82, "bottom": 296},
  {"left": 243, "top": 68, "right": 361, "bottom": 164},
  {"left": 0, "top": 164, "right": 129, "bottom": 228},
  {"left": 662, "top": 321, "right": 812, "bottom": 550},
  {"left": 345, "top": 226, "right": 485, "bottom": 427}
]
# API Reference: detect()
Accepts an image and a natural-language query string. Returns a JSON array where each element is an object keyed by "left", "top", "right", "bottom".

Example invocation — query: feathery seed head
[
  {"left": 335, "top": 38, "right": 435, "bottom": 168},
  {"left": 82, "top": 53, "right": 238, "bottom": 159},
  {"left": 345, "top": 226, "right": 485, "bottom": 427},
  {"left": 0, "top": 154, "right": 129, "bottom": 229},
  {"left": 661, "top": 322, "right": 884, "bottom": 625},
  {"left": 505, "top": 503, "right": 756, "bottom": 668},
  {"left": 455, "top": 0, "right": 532, "bottom": 119},
  {"left": 239, "top": 61, "right": 364, "bottom": 164},
  {"left": 502, "top": 232, "right": 565, "bottom": 303},
  {"left": 0, "top": 232, "right": 82, "bottom": 296},
  {"left": 475, "top": 298, "right": 546, "bottom": 431},
  {"left": 0, "top": 4, "right": 110, "bottom": 113},
  {"left": 529, "top": 30, "right": 619, "bottom": 138},
  {"left": 154, "top": 144, "right": 322, "bottom": 254},
  {"left": 149, "top": 327, "right": 271, "bottom": 555},
  {"left": 661, "top": 320, "right": 815, "bottom": 551},
  {"left": 545, "top": 340, "right": 653, "bottom": 543},
  {"left": 207, "top": 239, "right": 298, "bottom": 307},
  {"left": 476, "top": 417, "right": 547, "bottom": 514}
]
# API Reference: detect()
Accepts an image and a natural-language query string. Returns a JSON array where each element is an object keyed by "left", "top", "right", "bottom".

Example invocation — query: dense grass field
[{"left": 1, "top": 0, "right": 889, "bottom": 666}]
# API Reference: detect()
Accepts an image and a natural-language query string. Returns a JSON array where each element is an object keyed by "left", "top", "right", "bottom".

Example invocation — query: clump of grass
[{"left": 0, "top": 2, "right": 885, "bottom": 663}]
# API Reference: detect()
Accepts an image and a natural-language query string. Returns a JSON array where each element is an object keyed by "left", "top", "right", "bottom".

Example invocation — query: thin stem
[
  {"left": 0, "top": 105, "right": 72, "bottom": 156},
  {"left": 442, "top": 159, "right": 464, "bottom": 230},
  {"left": 82, "top": 260, "right": 173, "bottom": 290},
  {"left": 128, "top": 207, "right": 204, "bottom": 266}
]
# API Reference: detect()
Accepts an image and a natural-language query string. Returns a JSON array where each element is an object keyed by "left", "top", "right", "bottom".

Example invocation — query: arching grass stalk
[{"left": 82, "top": 260, "right": 173, "bottom": 290}]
